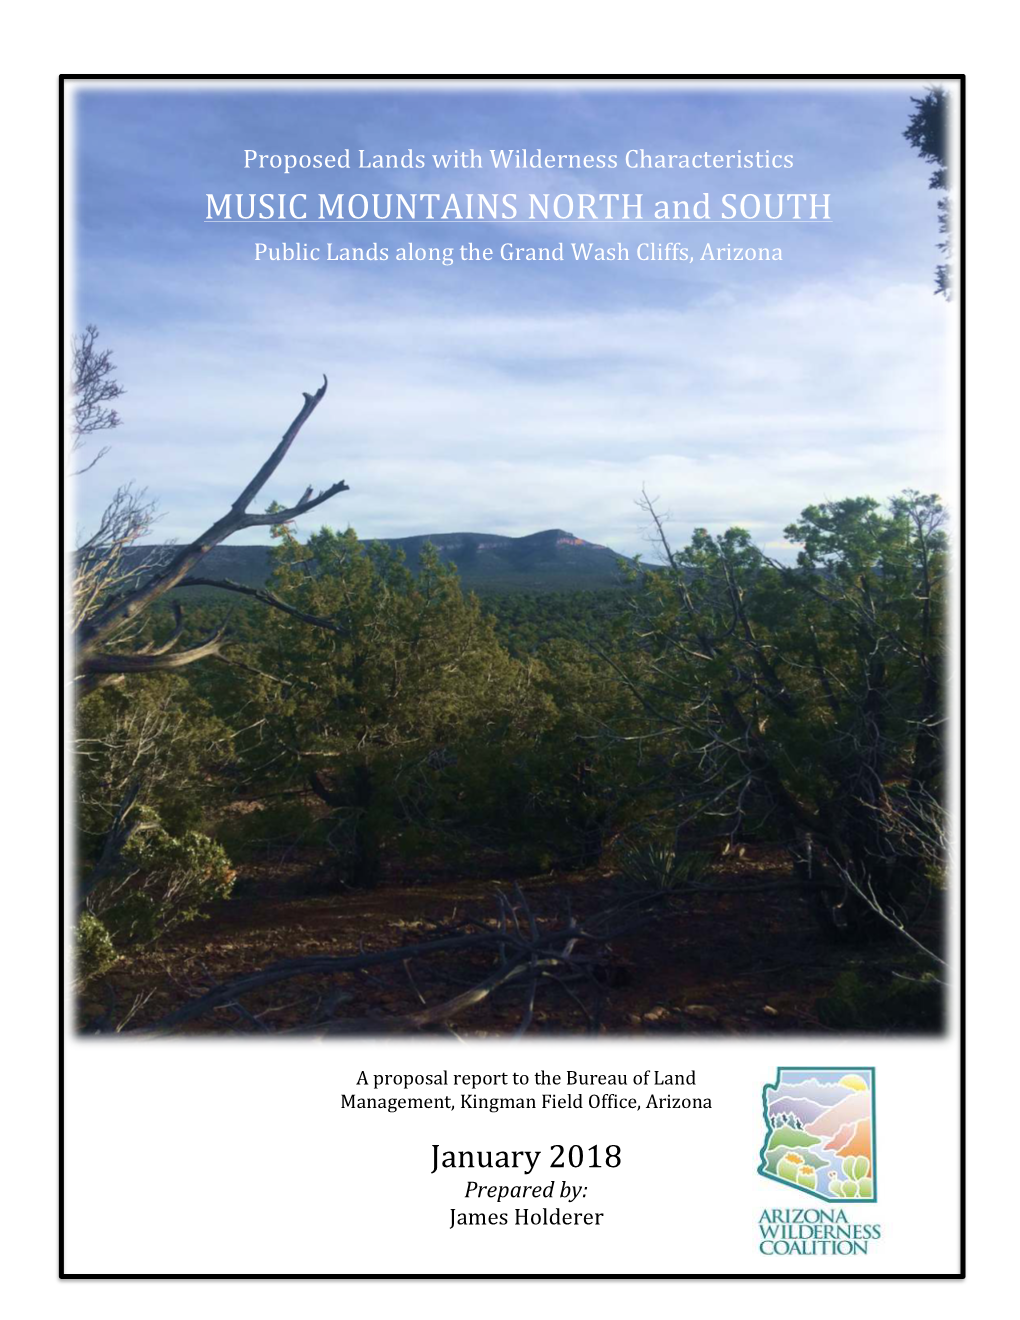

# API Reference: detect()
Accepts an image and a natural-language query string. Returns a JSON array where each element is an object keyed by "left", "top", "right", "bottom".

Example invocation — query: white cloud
[{"left": 73, "top": 263, "right": 954, "bottom": 559}]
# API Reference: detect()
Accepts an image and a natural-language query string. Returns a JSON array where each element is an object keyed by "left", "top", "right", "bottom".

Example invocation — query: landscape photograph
[{"left": 67, "top": 80, "right": 956, "bottom": 1037}]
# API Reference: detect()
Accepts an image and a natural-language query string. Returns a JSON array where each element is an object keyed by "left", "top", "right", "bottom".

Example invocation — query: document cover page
[{"left": 61, "top": 75, "right": 963, "bottom": 1278}]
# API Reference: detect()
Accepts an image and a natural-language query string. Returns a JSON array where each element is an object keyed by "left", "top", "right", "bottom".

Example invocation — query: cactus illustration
[
  {"left": 777, "top": 1156, "right": 800, "bottom": 1182},
  {"left": 830, "top": 1155, "right": 871, "bottom": 1197},
  {"left": 797, "top": 1168, "right": 817, "bottom": 1191}
]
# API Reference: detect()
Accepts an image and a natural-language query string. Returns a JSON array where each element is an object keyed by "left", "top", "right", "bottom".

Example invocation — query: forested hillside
[{"left": 72, "top": 373, "right": 948, "bottom": 1037}]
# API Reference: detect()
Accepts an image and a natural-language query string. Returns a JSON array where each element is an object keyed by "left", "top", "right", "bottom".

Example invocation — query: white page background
[
  {"left": 4, "top": 6, "right": 1007, "bottom": 1311},
  {"left": 63, "top": 1036, "right": 960, "bottom": 1274}
]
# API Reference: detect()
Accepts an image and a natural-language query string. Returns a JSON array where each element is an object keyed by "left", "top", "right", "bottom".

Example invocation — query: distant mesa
[{"left": 128, "top": 529, "right": 638, "bottom": 595}]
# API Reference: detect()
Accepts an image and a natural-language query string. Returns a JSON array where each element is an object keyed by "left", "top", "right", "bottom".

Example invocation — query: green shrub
[
  {"left": 75, "top": 912, "right": 118, "bottom": 984},
  {"left": 95, "top": 827, "right": 235, "bottom": 945},
  {"left": 817, "top": 969, "right": 942, "bottom": 1031},
  {"left": 214, "top": 798, "right": 319, "bottom": 858},
  {"left": 76, "top": 676, "right": 231, "bottom": 861}
]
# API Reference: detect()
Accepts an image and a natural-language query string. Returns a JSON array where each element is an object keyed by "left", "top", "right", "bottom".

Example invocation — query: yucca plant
[{"left": 619, "top": 843, "right": 711, "bottom": 892}]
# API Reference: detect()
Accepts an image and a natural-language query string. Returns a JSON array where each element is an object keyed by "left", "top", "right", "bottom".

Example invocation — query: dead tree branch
[
  {"left": 74, "top": 377, "right": 346, "bottom": 689},
  {"left": 175, "top": 576, "right": 350, "bottom": 636},
  {"left": 136, "top": 877, "right": 839, "bottom": 1037}
]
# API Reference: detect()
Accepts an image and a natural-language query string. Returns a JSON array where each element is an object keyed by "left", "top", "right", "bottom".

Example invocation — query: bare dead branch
[
  {"left": 137, "top": 875, "right": 841, "bottom": 1037},
  {"left": 77, "top": 624, "right": 230, "bottom": 695},
  {"left": 75, "top": 377, "right": 345, "bottom": 681},
  {"left": 176, "top": 576, "right": 349, "bottom": 636},
  {"left": 80, "top": 781, "right": 152, "bottom": 901}
]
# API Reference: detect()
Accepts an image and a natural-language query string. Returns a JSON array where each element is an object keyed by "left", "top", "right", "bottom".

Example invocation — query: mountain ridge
[{"left": 132, "top": 528, "right": 638, "bottom": 595}]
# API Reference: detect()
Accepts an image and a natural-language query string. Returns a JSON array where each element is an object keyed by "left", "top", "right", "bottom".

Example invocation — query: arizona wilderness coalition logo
[{"left": 757, "top": 1068, "right": 880, "bottom": 1258}]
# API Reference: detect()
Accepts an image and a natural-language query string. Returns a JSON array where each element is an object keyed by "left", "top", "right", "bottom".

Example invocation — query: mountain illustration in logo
[{"left": 758, "top": 1068, "right": 876, "bottom": 1201}]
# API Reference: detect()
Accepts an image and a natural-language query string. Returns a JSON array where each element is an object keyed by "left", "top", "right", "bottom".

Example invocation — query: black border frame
[{"left": 59, "top": 69, "right": 965, "bottom": 1277}]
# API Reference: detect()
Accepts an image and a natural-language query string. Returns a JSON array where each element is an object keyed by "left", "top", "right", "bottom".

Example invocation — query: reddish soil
[{"left": 78, "top": 844, "right": 924, "bottom": 1036}]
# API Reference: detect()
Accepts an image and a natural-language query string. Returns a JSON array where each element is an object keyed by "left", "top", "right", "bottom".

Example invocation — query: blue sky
[{"left": 71, "top": 82, "right": 954, "bottom": 559}]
